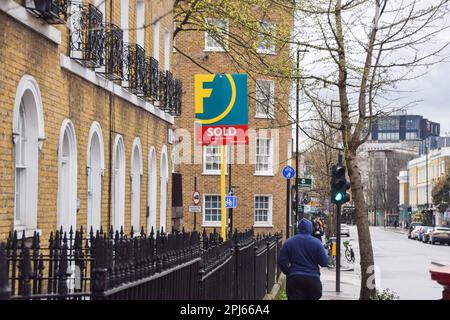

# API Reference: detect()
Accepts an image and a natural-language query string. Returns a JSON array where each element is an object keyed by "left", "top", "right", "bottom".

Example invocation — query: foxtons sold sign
[{"left": 195, "top": 74, "right": 248, "bottom": 145}]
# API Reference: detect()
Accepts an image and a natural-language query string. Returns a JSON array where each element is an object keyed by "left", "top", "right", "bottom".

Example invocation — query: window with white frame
[
  {"left": 255, "top": 138, "right": 272, "bottom": 174},
  {"left": 440, "top": 160, "right": 446, "bottom": 177},
  {"left": 203, "top": 145, "right": 226, "bottom": 174},
  {"left": 205, "top": 18, "right": 228, "bottom": 51},
  {"left": 153, "top": 19, "right": 160, "bottom": 62},
  {"left": 255, "top": 80, "right": 274, "bottom": 118},
  {"left": 257, "top": 21, "right": 276, "bottom": 54},
  {"left": 203, "top": 195, "right": 221, "bottom": 226},
  {"left": 15, "top": 101, "right": 27, "bottom": 226},
  {"left": 164, "top": 28, "right": 171, "bottom": 71},
  {"left": 254, "top": 195, "right": 272, "bottom": 226}
]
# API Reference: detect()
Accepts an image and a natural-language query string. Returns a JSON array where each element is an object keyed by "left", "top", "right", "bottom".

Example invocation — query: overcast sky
[{"left": 401, "top": 61, "right": 450, "bottom": 135}]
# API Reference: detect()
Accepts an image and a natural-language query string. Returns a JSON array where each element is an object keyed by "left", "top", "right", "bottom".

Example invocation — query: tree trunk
[{"left": 346, "top": 151, "right": 376, "bottom": 300}]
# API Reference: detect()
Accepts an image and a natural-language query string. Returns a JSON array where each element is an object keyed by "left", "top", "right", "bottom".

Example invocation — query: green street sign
[{"left": 298, "top": 178, "right": 312, "bottom": 188}]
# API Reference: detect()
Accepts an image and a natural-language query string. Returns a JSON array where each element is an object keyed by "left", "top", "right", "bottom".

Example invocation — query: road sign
[
  {"left": 282, "top": 166, "right": 295, "bottom": 180},
  {"left": 225, "top": 196, "right": 237, "bottom": 209},
  {"left": 194, "top": 74, "right": 248, "bottom": 146},
  {"left": 189, "top": 206, "right": 202, "bottom": 213},
  {"left": 298, "top": 178, "right": 312, "bottom": 188},
  {"left": 192, "top": 191, "right": 200, "bottom": 205}
]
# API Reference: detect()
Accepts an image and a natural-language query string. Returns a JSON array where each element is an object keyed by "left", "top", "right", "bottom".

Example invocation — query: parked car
[
  {"left": 340, "top": 224, "right": 350, "bottom": 237},
  {"left": 422, "top": 227, "right": 434, "bottom": 243},
  {"left": 408, "top": 222, "right": 422, "bottom": 239},
  {"left": 429, "top": 227, "right": 450, "bottom": 245},
  {"left": 410, "top": 226, "right": 422, "bottom": 240},
  {"left": 417, "top": 226, "right": 433, "bottom": 242}
]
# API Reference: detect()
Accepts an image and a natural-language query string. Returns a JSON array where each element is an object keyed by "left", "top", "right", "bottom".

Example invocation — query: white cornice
[{"left": 0, "top": 0, "right": 61, "bottom": 45}]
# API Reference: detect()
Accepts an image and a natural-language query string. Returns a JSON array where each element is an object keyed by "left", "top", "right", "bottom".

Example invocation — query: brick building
[
  {"left": 172, "top": 7, "right": 294, "bottom": 236},
  {"left": 0, "top": 0, "right": 182, "bottom": 240}
]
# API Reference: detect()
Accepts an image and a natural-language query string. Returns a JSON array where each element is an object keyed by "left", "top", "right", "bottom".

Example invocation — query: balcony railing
[
  {"left": 123, "top": 44, "right": 146, "bottom": 94},
  {"left": 159, "top": 70, "right": 174, "bottom": 113},
  {"left": 96, "top": 24, "right": 124, "bottom": 80},
  {"left": 70, "top": 3, "right": 104, "bottom": 69},
  {"left": 25, "top": 0, "right": 68, "bottom": 24},
  {"left": 141, "top": 57, "right": 160, "bottom": 102},
  {"left": 173, "top": 79, "right": 182, "bottom": 116}
]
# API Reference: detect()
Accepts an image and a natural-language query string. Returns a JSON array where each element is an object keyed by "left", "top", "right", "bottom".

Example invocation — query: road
[{"left": 348, "top": 226, "right": 449, "bottom": 300}]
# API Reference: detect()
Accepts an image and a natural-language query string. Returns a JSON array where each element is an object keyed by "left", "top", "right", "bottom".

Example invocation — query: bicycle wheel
[{"left": 345, "top": 249, "right": 352, "bottom": 263}]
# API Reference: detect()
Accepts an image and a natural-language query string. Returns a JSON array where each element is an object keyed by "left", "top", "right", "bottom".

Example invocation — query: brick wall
[{"left": 0, "top": 0, "right": 177, "bottom": 240}]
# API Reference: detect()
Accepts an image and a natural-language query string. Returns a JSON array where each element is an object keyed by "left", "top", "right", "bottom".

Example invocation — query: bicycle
[{"left": 343, "top": 240, "right": 355, "bottom": 263}]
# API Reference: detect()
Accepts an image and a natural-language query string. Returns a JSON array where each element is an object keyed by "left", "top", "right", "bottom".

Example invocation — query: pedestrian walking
[{"left": 278, "top": 218, "right": 329, "bottom": 300}]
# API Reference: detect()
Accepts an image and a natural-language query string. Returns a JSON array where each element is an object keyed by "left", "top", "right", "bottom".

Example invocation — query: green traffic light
[{"left": 334, "top": 192, "right": 344, "bottom": 202}]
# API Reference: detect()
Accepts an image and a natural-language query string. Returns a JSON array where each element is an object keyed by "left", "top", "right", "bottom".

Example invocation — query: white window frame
[
  {"left": 202, "top": 194, "right": 222, "bottom": 227},
  {"left": 136, "top": 0, "right": 145, "bottom": 48},
  {"left": 204, "top": 18, "right": 228, "bottom": 52},
  {"left": 153, "top": 19, "right": 160, "bottom": 62},
  {"left": 254, "top": 137, "right": 273, "bottom": 176},
  {"left": 202, "top": 145, "right": 228, "bottom": 175},
  {"left": 164, "top": 28, "right": 171, "bottom": 71},
  {"left": 131, "top": 138, "right": 143, "bottom": 235},
  {"left": 254, "top": 195, "right": 273, "bottom": 227},
  {"left": 256, "top": 21, "right": 276, "bottom": 55},
  {"left": 255, "top": 79, "right": 275, "bottom": 118}
]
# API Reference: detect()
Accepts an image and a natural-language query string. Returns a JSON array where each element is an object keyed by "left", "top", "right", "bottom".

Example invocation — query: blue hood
[{"left": 297, "top": 218, "right": 313, "bottom": 235}]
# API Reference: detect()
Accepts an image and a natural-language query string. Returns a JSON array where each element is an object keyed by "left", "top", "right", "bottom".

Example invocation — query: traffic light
[
  {"left": 407, "top": 206, "right": 412, "bottom": 215},
  {"left": 331, "top": 164, "right": 350, "bottom": 205}
]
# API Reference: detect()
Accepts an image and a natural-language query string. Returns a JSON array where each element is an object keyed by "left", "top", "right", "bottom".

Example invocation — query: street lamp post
[{"left": 295, "top": 49, "right": 301, "bottom": 224}]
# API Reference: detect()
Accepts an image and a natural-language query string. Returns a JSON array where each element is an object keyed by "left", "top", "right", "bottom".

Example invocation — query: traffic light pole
[{"left": 336, "top": 203, "right": 341, "bottom": 293}]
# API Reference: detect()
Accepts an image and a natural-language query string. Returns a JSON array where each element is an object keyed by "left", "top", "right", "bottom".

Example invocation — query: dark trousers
[{"left": 286, "top": 275, "right": 322, "bottom": 300}]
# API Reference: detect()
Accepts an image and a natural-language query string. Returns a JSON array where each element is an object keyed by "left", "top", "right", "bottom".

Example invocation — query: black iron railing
[
  {"left": 25, "top": 0, "right": 68, "bottom": 24},
  {"left": 96, "top": 24, "right": 124, "bottom": 80},
  {"left": 141, "top": 57, "right": 160, "bottom": 102},
  {"left": 123, "top": 44, "right": 146, "bottom": 94},
  {"left": 0, "top": 227, "right": 282, "bottom": 300},
  {"left": 70, "top": 3, "right": 104, "bottom": 69},
  {"left": 158, "top": 71, "right": 182, "bottom": 116}
]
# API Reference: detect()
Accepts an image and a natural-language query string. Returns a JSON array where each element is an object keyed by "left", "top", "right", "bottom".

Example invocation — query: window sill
[
  {"left": 255, "top": 114, "right": 275, "bottom": 120},
  {"left": 202, "top": 223, "right": 222, "bottom": 228},
  {"left": 256, "top": 50, "right": 277, "bottom": 55},
  {"left": 254, "top": 172, "right": 275, "bottom": 177},
  {"left": 202, "top": 171, "right": 228, "bottom": 176},
  {"left": 203, "top": 48, "right": 227, "bottom": 53},
  {"left": 13, "top": 227, "right": 42, "bottom": 239},
  {"left": 254, "top": 224, "right": 274, "bottom": 228}
]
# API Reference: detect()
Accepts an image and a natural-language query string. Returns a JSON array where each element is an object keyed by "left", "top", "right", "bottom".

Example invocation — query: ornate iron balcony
[
  {"left": 70, "top": 3, "right": 104, "bottom": 69},
  {"left": 173, "top": 79, "right": 183, "bottom": 116},
  {"left": 141, "top": 57, "right": 159, "bottom": 102},
  {"left": 96, "top": 24, "right": 124, "bottom": 81},
  {"left": 25, "top": 0, "right": 68, "bottom": 24},
  {"left": 159, "top": 70, "right": 174, "bottom": 113},
  {"left": 123, "top": 44, "right": 146, "bottom": 94}
]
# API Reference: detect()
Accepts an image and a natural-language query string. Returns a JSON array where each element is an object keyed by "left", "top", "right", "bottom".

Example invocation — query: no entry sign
[{"left": 194, "top": 74, "right": 248, "bottom": 146}]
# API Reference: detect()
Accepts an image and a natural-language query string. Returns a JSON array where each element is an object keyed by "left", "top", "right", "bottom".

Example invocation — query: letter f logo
[{"left": 195, "top": 74, "right": 215, "bottom": 114}]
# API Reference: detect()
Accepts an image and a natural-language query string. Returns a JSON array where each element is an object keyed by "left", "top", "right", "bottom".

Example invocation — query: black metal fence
[{"left": 0, "top": 227, "right": 282, "bottom": 300}]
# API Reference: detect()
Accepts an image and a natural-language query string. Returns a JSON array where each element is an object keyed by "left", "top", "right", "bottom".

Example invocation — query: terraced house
[{"left": 0, "top": 0, "right": 183, "bottom": 240}]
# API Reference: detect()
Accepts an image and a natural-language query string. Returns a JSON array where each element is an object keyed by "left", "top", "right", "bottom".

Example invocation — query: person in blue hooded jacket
[{"left": 278, "top": 218, "right": 329, "bottom": 300}]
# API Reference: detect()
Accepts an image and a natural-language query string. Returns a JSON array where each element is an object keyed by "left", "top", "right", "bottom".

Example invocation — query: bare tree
[{"left": 295, "top": 0, "right": 450, "bottom": 299}]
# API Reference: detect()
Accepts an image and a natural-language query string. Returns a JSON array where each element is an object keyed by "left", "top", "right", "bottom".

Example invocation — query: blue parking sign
[{"left": 225, "top": 196, "right": 237, "bottom": 209}]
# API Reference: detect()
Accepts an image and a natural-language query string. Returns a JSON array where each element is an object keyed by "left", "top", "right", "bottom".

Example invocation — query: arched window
[
  {"left": 159, "top": 145, "right": 169, "bottom": 232},
  {"left": 131, "top": 138, "right": 143, "bottom": 233},
  {"left": 112, "top": 135, "right": 126, "bottom": 231},
  {"left": 57, "top": 119, "right": 78, "bottom": 232},
  {"left": 148, "top": 147, "right": 157, "bottom": 234},
  {"left": 13, "top": 75, "right": 45, "bottom": 236},
  {"left": 87, "top": 122, "right": 105, "bottom": 233},
  {"left": 136, "top": 0, "right": 145, "bottom": 48}
]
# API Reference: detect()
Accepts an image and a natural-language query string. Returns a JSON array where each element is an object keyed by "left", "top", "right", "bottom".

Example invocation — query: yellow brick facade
[{"left": 0, "top": 0, "right": 178, "bottom": 240}]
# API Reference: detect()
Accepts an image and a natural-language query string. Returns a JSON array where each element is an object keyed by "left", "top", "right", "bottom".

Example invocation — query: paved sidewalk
[{"left": 320, "top": 265, "right": 360, "bottom": 300}]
